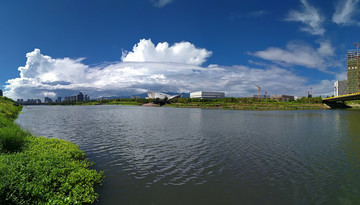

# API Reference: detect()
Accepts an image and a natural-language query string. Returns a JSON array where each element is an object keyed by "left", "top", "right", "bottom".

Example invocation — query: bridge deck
[{"left": 323, "top": 92, "right": 360, "bottom": 102}]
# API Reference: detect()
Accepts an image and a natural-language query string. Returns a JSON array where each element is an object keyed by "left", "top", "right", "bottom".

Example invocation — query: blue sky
[{"left": 1, "top": 0, "right": 359, "bottom": 99}]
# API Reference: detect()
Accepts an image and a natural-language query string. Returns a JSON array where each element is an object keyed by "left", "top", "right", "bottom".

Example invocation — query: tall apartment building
[
  {"left": 334, "top": 80, "right": 347, "bottom": 97},
  {"left": 347, "top": 50, "right": 360, "bottom": 93},
  {"left": 0, "top": 89, "right": 3, "bottom": 97}
]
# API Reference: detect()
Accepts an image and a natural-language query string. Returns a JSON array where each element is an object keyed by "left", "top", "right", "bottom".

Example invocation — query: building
[
  {"left": 146, "top": 91, "right": 182, "bottom": 100},
  {"left": 347, "top": 50, "right": 359, "bottom": 93},
  {"left": 0, "top": 89, "right": 2, "bottom": 97},
  {"left": 64, "top": 92, "right": 90, "bottom": 102},
  {"left": 190, "top": 91, "right": 225, "bottom": 99},
  {"left": 44, "top": 97, "right": 53, "bottom": 103},
  {"left": 270, "top": 95, "right": 294, "bottom": 102},
  {"left": 55, "top": 97, "right": 62, "bottom": 103},
  {"left": 76, "top": 92, "right": 84, "bottom": 101},
  {"left": 98, "top": 97, "right": 110, "bottom": 100},
  {"left": 334, "top": 80, "right": 347, "bottom": 97},
  {"left": 17, "top": 99, "right": 41, "bottom": 105}
]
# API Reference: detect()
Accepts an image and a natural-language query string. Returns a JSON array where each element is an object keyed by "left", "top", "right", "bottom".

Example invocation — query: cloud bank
[
  {"left": 5, "top": 39, "right": 334, "bottom": 100},
  {"left": 251, "top": 41, "right": 335, "bottom": 72}
]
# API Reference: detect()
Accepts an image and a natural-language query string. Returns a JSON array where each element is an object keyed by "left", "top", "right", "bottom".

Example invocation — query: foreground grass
[{"left": 0, "top": 97, "right": 103, "bottom": 204}]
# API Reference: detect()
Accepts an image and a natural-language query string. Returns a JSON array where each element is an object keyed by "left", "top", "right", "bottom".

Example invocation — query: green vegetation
[
  {"left": 166, "top": 96, "right": 326, "bottom": 110},
  {"left": 0, "top": 96, "right": 103, "bottom": 204},
  {"left": 346, "top": 100, "right": 360, "bottom": 108},
  {"left": 47, "top": 96, "right": 327, "bottom": 110}
]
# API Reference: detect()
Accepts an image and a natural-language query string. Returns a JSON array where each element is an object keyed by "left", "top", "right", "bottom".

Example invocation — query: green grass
[{"left": 0, "top": 97, "right": 103, "bottom": 204}]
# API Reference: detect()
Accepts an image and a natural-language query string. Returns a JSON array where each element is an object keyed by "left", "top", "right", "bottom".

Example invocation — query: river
[{"left": 16, "top": 105, "right": 360, "bottom": 204}]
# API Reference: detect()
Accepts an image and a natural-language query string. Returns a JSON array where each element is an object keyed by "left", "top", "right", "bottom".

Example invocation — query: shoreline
[
  {"left": 0, "top": 97, "right": 103, "bottom": 204},
  {"left": 22, "top": 102, "right": 330, "bottom": 110},
  {"left": 19, "top": 96, "right": 332, "bottom": 110}
]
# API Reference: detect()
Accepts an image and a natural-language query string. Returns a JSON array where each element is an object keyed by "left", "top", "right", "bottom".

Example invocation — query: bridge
[{"left": 322, "top": 92, "right": 360, "bottom": 108}]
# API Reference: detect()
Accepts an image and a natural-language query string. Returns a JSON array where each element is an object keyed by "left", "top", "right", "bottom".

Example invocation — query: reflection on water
[{"left": 16, "top": 106, "right": 360, "bottom": 204}]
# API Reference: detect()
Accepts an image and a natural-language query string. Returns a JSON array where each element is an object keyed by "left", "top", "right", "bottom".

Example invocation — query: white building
[
  {"left": 146, "top": 91, "right": 182, "bottom": 100},
  {"left": 334, "top": 80, "right": 347, "bottom": 97},
  {"left": 190, "top": 91, "right": 225, "bottom": 99}
]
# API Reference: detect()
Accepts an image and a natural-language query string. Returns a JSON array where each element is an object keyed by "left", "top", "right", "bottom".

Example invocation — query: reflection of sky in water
[{"left": 16, "top": 106, "right": 360, "bottom": 205}]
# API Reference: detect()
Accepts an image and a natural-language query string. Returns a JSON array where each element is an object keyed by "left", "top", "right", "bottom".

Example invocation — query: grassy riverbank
[
  {"left": 165, "top": 101, "right": 327, "bottom": 110},
  {"left": 51, "top": 97, "right": 328, "bottom": 110},
  {"left": 346, "top": 100, "right": 360, "bottom": 109},
  {"left": 0, "top": 97, "right": 103, "bottom": 204}
]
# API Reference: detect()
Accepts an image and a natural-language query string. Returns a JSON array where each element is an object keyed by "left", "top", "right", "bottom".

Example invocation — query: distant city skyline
[{"left": 1, "top": 0, "right": 359, "bottom": 99}]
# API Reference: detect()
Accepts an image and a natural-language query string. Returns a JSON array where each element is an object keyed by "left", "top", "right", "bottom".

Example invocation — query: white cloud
[
  {"left": 5, "top": 41, "right": 336, "bottom": 100},
  {"left": 332, "top": 0, "right": 360, "bottom": 25},
  {"left": 251, "top": 41, "right": 335, "bottom": 72},
  {"left": 152, "top": 0, "right": 173, "bottom": 8},
  {"left": 317, "top": 41, "right": 335, "bottom": 57},
  {"left": 122, "top": 39, "right": 212, "bottom": 66},
  {"left": 286, "top": 0, "right": 325, "bottom": 35}
]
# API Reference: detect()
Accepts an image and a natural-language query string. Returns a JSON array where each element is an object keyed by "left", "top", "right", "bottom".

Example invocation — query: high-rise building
[
  {"left": 55, "top": 97, "right": 62, "bottom": 103},
  {"left": 0, "top": 89, "right": 3, "bottom": 97},
  {"left": 347, "top": 50, "right": 360, "bottom": 93},
  {"left": 44, "top": 97, "right": 53, "bottom": 103},
  {"left": 76, "top": 92, "right": 84, "bottom": 101}
]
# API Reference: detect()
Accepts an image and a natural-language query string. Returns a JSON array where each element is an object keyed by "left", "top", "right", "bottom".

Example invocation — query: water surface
[{"left": 16, "top": 105, "right": 360, "bottom": 204}]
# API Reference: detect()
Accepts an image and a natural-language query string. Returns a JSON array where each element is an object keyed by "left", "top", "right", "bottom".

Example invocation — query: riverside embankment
[
  {"left": 0, "top": 97, "right": 103, "bottom": 204},
  {"left": 49, "top": 97, "right": 329, "bottom": 110}
]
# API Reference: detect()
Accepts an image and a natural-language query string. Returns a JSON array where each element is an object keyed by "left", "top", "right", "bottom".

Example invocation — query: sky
[{"left": 1, "top": 0, "right": 360, "bottom": 99}]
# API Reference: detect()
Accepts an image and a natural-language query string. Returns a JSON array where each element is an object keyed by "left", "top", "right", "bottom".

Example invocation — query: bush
[
  {"left": 0, "top": 123, "right": 29, "bottom": 153},
  {"left": 0, "top": 136, "right": 104, "bottom": 204}
]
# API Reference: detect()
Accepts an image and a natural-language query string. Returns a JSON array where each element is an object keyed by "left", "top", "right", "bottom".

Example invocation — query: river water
[{"left": 16, "top": 105, "right": 360, "bottom": 204}]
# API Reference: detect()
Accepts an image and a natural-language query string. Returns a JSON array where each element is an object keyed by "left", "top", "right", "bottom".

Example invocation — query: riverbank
[
  {"left": 46, "top": 97, "right": 329, "bottom": 110},
  {"left": 0, "top": 97, "right": 103, "bottom": 204},
  {"left": 164, "top": 102, "right": 328, "bottom": 110}
]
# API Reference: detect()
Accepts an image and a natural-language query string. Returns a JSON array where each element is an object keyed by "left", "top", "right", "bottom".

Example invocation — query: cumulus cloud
[
  {"left": 151, "top": 0, "right": 173, "bottom": 8},
  {"left": 286, "top": 0, "right": 325, "bottom": 35},
  {"left": 122, "top": 39, "right": 212, "bottom": 65},
  {"left": 251, "top": 41, "right": 336, "bottom": 72},
  {"left": 5, "top": 40, "right": 335, "bottom": 100},
  {"left": 332, "top": 0, "right": 360, "bottom": 25}
]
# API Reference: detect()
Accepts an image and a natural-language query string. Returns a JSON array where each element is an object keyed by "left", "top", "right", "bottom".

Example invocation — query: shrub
[
  {"left": 0, "top": 124, "right": 29, "bottom": 153},
  {"left": 0, "top": 136, "right": 104, "bottom": 204}
]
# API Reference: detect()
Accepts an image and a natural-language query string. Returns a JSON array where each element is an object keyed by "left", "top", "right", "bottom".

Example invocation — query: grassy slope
[{"left": 0, "top": 97, "right": 103, "bottom": 204}]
